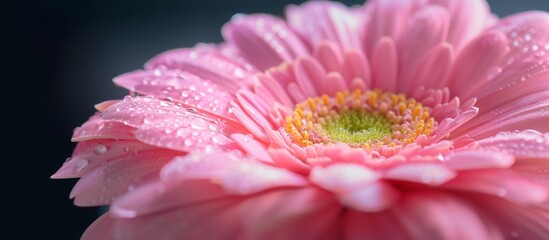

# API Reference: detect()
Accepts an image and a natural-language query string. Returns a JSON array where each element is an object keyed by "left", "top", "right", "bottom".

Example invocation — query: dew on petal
[
  {"left": 74, "top": 159, "right": 89, "bottom": 173},
  {"left": 93, "top": 144, "right": 108, "bottom": 155}
]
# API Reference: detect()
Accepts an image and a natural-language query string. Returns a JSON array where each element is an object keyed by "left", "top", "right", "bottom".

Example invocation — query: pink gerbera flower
[{"left": 53, "top": 0, "right": 549, "bottom": 239}]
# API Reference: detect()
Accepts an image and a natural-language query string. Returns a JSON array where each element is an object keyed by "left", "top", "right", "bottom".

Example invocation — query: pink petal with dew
[
  {"left": 71, "top": 114, "right": 135, "bottom": 141},
  {"left": 313, "top": 41, "right": 343, "bottom": 73},
  {"left": 145, "top": 44, "right": 256, "bottom": 92},
  {"left": 111, "top": 180, "right": 229, "bottom": 218},
  {"left": 343, "top": 210, "right": 412, "bottom": 240},
  {"left": 446, "top": 30, "right": 508, "bottom": 98},
  {"left": 477, "top": 130, "right": 549, "bottom": 159},
  {"left": 93, "top": 100, "right": 119, "bottom": 112},
  {"left": 443, "top": 169, "right": 549, "bottom": 205},
  {"left": 456, "top": 98, "right": 549, "bottom": 140},
  {"left": 452, "top": 13, "right": 549, "bottom": 137},
  {"left": 397, "top": 6, "right": 449, "bottom": 93},
  {"left": 430, "top": 0, "right": 493, "bottom": 52},
  {"left": 310, "top": 164, "right": 399, "bottom": 212},
  {"left": 222, "top": 14, "right": 309, "bottom": 71},
  {"left": 83, "top": 198, "right": 244, "bottom": 240},
  {"left": 371, "top": 37, "right": 398, "bottom": 91},
  {"left": 237, "top": 188, "right": 341, "bottom": 240},
  {"left": 286, "top": 1, "right": 361, "bottom": 51},
  {"left": 113, "top": 69, "right": 234, "bottom": 119},
  {"left": 160, "top": 151, "right": 307, "bottom": 195},
  {"left": 472, "top": 194, "right": 549, "bottom": 239},
  {"left": 384, "top": 163, "right": 456, "bottom": 186},
  {"left": 100, "top": 96, "right": 239, "bottom": 152},
  {"left": 70, "top": 149, "right": 178, "bottom": 206},
  {"left": 393, "top": 191, "right": 501, "bottom": 240},
  {"left": 442, "top": 150, "right": 515, "bottom": 171},
  {"left": 52, "top": 140, "right": 161, "bottom": 179},
  {"left": 470, "top": 12, "right": 549, "bottom": 101}
]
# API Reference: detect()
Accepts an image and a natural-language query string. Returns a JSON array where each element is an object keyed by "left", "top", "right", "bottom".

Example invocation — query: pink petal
[
  {"left": 84, "top": 198, "right": 244, "bottom": 240},
  {"left": 70, "top": 149, "right": 177, "bottom": 206},
  {"left": 286, "top": 1, "right": 361, "bottom": 51},
  {"left": 100, "top": 96, "right": 238, "bottom": 152},
  {"left": 145, "top": 44, "right": 257, "bottom": 92},
  {"left": 313, "top": 41, "right": 344, "bottom": 73},
  {"left": 397, "top": 6, "right": 449, "bottom": 93},
  {"left": 472, "top": 194, "right": 549, "bottom": 239},
  {"left": 310, "top": 164, "right": 398, "bottom": 212},
  {"left": 342, "top": 49, "right": 371, "bottom": 88},
  {"left": 236, "top": 188, "right": 341, "bottom": 240},
  {"left": 254, "top": 73, "right": 294, "bottom": 107},
  {"left": 233, "top": 90, "right": 274, "bottom": 131},
  {"left": 160, "top": 151, "right": 307, "bottom": 195},
  {"left": 113, "top": 69, "right": 234, "bottom": 118},
  {"left": 294, "top": 56, "right": 324, "bottom": 97},
  {"left": 267, "top": 147, "right": 310, "bottom": 174},
  {"left": 111, "top": 180, "right": 228, "bottom": 218},
  {"left": 81, "top": 214, "right": 116, "bottom": 240},
  {"left": 52, "top": 140, "right": 161, "bottom": 179},
  {"left": 222, "top": 14, "right": 308, "bottom": 70},
  {"left": 363, "top": 0, "right": 414, "bottom": 56},
  {"left": 231, "top": 133, "right": 273, "bottom": 164},
  {"left": 343, "top": 210, "right": 412, "bottom": 240},
  {"left": 471, "top": 12, "right": 549, "bottom": 101},
  {"left": 393, "top": 191, "right": 500, "bottom": 240},
  {"left": 446, "top": 29, "right": 508, "bottom": 98},
  {"left": 432, "top": 0, "right": 493, "bottom": 52},
  {"left": 443, "top": 169, "right": 549, "bottom": 205},
  {"left": 371, "top": 37, "right": 398, "bottom": 91},
  {"left": 71, "top": 114, "right": 135, "bottom": 141},
  {"left": 412, "top": 43, "right": 454, "bottom": 89},
  {"left": 442, "top": 150, "right": 515, "bottom": 171},
  {"left": 384, "top": 163, "right": 456, "bottom": 186},
  {"left": 477, "top": 130, "right": 549, "bottom": 159}
]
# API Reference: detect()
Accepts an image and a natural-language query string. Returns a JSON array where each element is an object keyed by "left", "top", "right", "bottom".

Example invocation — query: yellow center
[{"left": 284, "top": 89, "right": 435, "bottom": 148}]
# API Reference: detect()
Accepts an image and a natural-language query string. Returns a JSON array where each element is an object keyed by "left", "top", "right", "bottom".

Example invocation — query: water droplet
[
  {"left": 436, "top": 154, "right": 444, "bottom": 161},
  {"left": 212, "top": 135, "right": 228, "bottom": 145},
  {"left": 524, "top": 33, "right": 532, "bottom": 41},
  {"left": 123, "top": 146, "right": 137, "bottom": 154},
  {"left": 176, "top": 128, "right": 192, "bottom": 138},
  {"left": 186, "top": 108, "right": 198, "bottom": 113},
  {"left": 191, "top": 119, "right": 208, "bottom": 130},
  {"left": 94, "top": 144, "right": 108, "bottom": 155},
  {"left": 184, "top": 139, "right": 193, "bottom": 146},
  {"left": 532, "top": 44, "right": 539, "bottom": 51},
  {"left": 64, "top": 157, "right": 72, "bottom": 163},
  {"left": 74, "top": 159, "right": 89, "bottom": 172},
  {"left": 189, "top": 51, "right": 198, "bottom": 59}
]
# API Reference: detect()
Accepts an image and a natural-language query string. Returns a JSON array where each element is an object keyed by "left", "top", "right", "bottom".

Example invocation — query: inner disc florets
[{"left": 284, "top": 89, "right": 436, "bottom": 148}]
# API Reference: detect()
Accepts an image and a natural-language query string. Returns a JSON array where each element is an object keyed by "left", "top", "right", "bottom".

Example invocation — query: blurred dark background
[{"left": 12, "top": 0, "right": 549, "bottom": 239}]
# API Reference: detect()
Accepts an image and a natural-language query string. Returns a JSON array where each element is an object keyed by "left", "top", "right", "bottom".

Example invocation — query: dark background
[{"left": 12, "top": 0, "right": 549, "bottom": 239}]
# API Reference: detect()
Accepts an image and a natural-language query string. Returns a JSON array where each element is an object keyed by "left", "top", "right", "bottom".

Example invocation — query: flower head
[{"left": 54, "top": 0, "right": 549, "bottom": 239}]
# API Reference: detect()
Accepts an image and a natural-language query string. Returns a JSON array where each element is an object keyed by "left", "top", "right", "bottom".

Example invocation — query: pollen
[{"left": 284, "top": 89, "right": 437, "bottom": 149}]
